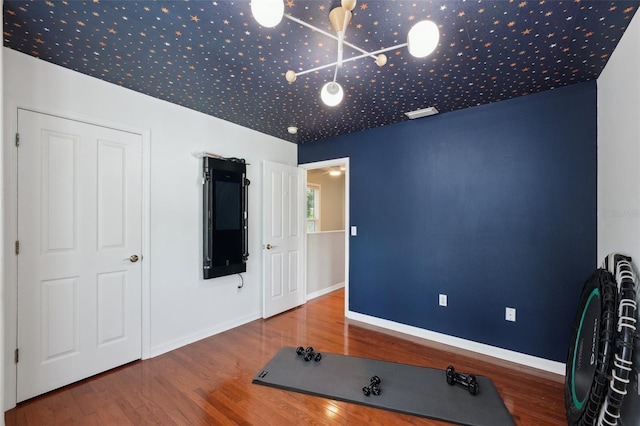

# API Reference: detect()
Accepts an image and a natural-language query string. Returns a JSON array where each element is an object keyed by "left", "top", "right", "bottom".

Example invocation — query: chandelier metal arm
[
  {"left": 293, "top": 43, "right": 408, "bottom": 79},
  {"left": 265, "top": 2, "right": 439, "bottom": 107},
  {"left": 284, "top": 13, "right": 377, "bottom": 60},
  {"left": 333, "top": 11, "right": 349, "bottom": 82}
]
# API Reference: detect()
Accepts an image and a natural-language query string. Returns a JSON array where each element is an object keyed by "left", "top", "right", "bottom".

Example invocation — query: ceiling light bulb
[
  {"left": 320, "top": 81, "right": 344, "bottom": 107},
  {"left": 375, "top": 54, "right": 387, "bottom": 67},
  {"left": 287, "top": 126, "right": 298, "bottom": 134},
  {"left": 407, "top": 20, "right": 439, "bottom": 58},
  {"left": 329, "top": 169, "right": 341, "bottom": 176},
  {"left": 251, "top": 0, "right": 284, "bottom": 28},
  {"left": 285, "top": 70, "right": 297, "bottom": 83}
]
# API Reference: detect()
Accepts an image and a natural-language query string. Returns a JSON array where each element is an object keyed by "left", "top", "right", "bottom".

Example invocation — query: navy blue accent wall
[{"left": 299, "top": 81, "right": 597, "bottom": 362}]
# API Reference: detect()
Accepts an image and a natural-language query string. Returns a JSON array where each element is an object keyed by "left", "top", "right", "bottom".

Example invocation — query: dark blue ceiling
[{"left": 3, "top": 1, "right": 639, "bottom": 144}]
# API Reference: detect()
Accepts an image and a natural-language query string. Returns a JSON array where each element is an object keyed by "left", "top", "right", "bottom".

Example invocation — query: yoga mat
[{"left": 253, "top": 347, "right": 515, "bottom": 426}]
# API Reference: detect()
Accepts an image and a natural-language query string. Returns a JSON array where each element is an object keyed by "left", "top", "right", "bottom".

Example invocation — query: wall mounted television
[{"left": 202, "top": 157, "right": 249, "bottom": 279}]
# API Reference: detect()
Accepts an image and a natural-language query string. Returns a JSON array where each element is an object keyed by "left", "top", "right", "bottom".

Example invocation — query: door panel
[
  {"left": 42, "top": 131, "right": 77, "bottom": 253},
  {"left": 288, "top": 251, "right": 299, "bottom": 292},
  {"left": 97, "top": 141, "right": 127, "bottom": 249},
  {"left": 262, "top": 161, "right": 304, "bottom": 319},
  {"left": 17, "top": 109, "right": 142, "bottom": 402},
  {"left": 97, "top": 271, "right": 127, "bottom": 345},
  {"left": 41, "top": 277, "right": 78, "bottom": 360},
  {"left": 271, "top": 252, "right": 284, "bottom": 298}
]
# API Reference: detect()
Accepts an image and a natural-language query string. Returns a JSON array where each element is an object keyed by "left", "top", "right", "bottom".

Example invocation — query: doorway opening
[{"left": 300, "top": 158, "right": 349, "bottom": 314}]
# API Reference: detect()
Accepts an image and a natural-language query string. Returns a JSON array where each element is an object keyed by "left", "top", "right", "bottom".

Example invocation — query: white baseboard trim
[
  {"left": 307, "top": 282, "right": 345, "bottom": 301},
  {"left": 346, "top": 310, "right": 566, "bottom": 376},
  {"left": 148, "top": 311, "right": 262, "bottom": 359}
]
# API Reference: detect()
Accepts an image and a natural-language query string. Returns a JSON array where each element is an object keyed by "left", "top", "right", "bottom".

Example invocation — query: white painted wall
[
  {"left": 598, "top": 13, "right": 640, "bottom": 262},
  {"left": 0, "top": 37, "right": 5, "bottom": 426},
  {"left": 597, "top": 12, "right": 640, "bottom": 426},
  {"left": 2, "top": 49, "right": 296, "bottom": 409},
  {"left": 306, "top": 231, "right": 345, "bottom": 298}
]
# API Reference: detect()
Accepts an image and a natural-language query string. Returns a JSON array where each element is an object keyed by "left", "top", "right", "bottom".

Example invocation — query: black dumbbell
[
  {"left": 304, "top": 351, "right": 322, "bottom": 362},
  {"left": 445, "top": 365, "right": 479, "bottom": 395},
  {"left": 295, "top": 346, "right": 314, "bottom": 356},
  {"left": 362, "top": 376, "right": 382, "bottom": 396}
]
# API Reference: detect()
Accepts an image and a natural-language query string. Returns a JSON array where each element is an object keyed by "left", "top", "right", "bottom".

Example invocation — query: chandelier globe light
[
  {"left": 250, "top": 0, "right": 284, "bottom": 28},
  {"left": 253, "top": 0, "right": 439, "bottom": 106},
  {"left": 407, "top": 20, "right": 440, "bottom": 58},
  {"left": 320, "top": 81, "right": 344, "bottom": 107}
]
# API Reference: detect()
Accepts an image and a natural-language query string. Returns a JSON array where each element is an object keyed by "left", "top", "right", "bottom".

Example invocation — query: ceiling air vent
[{"left": 405, "top": 106, "right": 439, "bottom": 119}]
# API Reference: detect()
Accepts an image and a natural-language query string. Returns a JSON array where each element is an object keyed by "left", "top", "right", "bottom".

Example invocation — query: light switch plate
[{"left": 439, "top": 294, "right": 447, "bottom": 307}]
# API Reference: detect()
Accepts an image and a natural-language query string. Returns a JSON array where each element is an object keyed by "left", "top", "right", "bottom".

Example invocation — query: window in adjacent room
[{"left": 306, "top": 184, "right": 321, "bottom": 232}]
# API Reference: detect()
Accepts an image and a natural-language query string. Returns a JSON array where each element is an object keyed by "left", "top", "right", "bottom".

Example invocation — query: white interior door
[
  {"left": 16, "top": 109, "right": 142, "bottom": 402},
  {"left": 262, "top": 160, "right": 305, "bottom": 319}
]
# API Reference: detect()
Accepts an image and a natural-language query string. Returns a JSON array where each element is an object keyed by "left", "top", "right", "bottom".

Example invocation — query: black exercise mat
[{"left": 253, "top": 347, "right": 515, "bottom": 426}]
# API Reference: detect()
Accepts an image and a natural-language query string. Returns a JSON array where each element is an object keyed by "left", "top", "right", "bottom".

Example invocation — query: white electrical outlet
[
  {"left": 505, "top": 307, "right": 516, "bottom": 322},
  {"left": 439, "top": 294, "right": 447, "bottom": 307},
  {"left": 350, "top": 226, "right": 357, "bottom": 236}
]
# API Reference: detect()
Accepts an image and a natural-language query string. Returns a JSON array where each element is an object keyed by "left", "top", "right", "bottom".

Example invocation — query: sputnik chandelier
[{"left": 251, "top": 0, "right": 440, "bottom": 107}]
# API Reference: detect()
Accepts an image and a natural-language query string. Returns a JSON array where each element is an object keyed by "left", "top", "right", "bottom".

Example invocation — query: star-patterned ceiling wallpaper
[{"left": 3, "top": 1, "right": 639, "bottom": 144}]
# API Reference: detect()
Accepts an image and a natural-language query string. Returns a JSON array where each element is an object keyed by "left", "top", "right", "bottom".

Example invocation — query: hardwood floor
[{"left": 5, "top": 289, "right": 567, "bottom": 425}]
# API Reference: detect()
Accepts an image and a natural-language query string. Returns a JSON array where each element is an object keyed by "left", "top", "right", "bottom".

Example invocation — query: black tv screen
[
  {"left": 215, "top": 180, "right": 241, "bottom": 231},
  {"left": 203, "top": 157, "right": 249, "bottom": 279}
]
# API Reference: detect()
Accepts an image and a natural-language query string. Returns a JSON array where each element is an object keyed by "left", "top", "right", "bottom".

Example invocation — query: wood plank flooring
[{"left": 5, "top": 289, "right": 567, "bottom": 425}]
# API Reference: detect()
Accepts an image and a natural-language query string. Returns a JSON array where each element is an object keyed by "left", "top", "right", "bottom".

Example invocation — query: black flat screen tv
[{"left": 203, "top": 157, "right": 249, "bottom": 279}]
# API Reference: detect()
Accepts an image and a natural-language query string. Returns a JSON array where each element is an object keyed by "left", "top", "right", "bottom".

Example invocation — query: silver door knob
[
  {"left": 128, "top": 254, "right": 139, "bottom": 263},
  {"left": 265, "top": 244, "right": 273, "bottom": 250}
]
